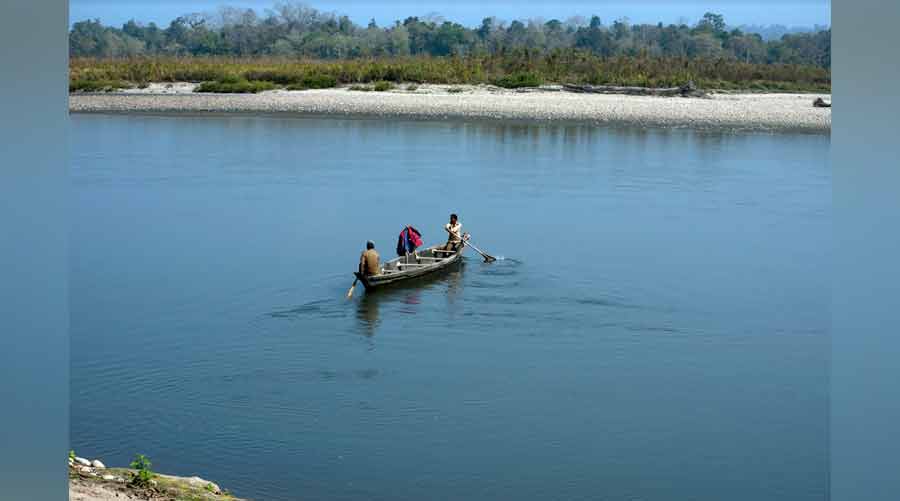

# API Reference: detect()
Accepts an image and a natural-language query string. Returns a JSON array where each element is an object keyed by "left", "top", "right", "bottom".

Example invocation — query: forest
[{"left": 69, "top": 2, "right": 830, "bottom": 92}]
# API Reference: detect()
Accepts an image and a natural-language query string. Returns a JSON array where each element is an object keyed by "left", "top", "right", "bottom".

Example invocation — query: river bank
[
  {"left": 69, "top": 454, "right": 241, "bottom": 501},
  {"left": 69, "top": 83, "right": 830, "bottom": 133}
]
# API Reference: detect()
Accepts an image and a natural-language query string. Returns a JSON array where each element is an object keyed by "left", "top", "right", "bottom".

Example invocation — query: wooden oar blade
[{"left": 460, "top": 235, "right": 496, "bottom": 263}]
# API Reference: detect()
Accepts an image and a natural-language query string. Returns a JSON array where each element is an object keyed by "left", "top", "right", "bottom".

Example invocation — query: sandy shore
[{"left": 70, "top": 83, "right": 830, "bottom": 133}]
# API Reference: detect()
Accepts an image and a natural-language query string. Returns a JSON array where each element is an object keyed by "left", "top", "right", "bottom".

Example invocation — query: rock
[
  {"left": 91, "top": 460, "right": 105, "bottom": 469},
  {"left": 102, "top": 474, "right": 116, "bottom": 481},
  {"left": 813, "top": 97, "right": 831, "bottom": 108},
  {"left": 176, "top": 475, "right": 221, "bottom": 494},
  {"left": 75, "top": 456, "right": 91, "bottom": 466}
]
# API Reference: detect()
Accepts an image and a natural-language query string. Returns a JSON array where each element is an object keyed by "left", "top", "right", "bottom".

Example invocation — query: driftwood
[
  {"left": 813, "top": 97, "right": 831, "bottom": 108},
  {"left": 562, "top": 81, "right": 707, "bottom": 98}
]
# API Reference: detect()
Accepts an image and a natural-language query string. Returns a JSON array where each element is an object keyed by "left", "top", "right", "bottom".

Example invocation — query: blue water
[{"left": 71, "top": 114, "right": 829, "bottom": 501}]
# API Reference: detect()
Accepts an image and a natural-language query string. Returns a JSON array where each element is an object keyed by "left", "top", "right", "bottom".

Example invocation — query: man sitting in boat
[
  {"left": 442, "top": 213, "right": 464, "bottom": 252},
  {"left": 359, "top": 240, "right": 380, "bottom": 277},
  {"left": 397, "top": 225, "right": 423, "bottom": 257}
]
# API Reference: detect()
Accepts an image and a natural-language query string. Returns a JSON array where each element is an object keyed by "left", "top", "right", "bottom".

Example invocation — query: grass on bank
[
  {"left": 285, "top": 73, "right": 338, "bottom": 90},
  {"left": 195, "top": 73, "right": 338, "bottom": 93},
  {"left": 493, "top": 71, "right": 543, "bottom": 88},
  {"left": 75, "top": 469, "right": 238, "bottom": 501},
  {"left": 69, "top": 451, "right": 239, "bottom": 501},
  {"left": 195, "top": 78, "right": 276, "bottom": 93},
  {"left": 69, "top": 54, "right": 831, "bottom": 93},
  {"left": 69, "top": 78, "right": 130, "bottom": 92}
]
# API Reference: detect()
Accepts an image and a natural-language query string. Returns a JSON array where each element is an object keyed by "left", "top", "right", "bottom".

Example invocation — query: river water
[{"left": 71, "top": 114, "right": 829, "bottom": 501}]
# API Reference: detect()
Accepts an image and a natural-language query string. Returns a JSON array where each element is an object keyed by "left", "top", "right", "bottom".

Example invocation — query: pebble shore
[{"left": 69, "top": 83, "right": 830, "bottom": 133}]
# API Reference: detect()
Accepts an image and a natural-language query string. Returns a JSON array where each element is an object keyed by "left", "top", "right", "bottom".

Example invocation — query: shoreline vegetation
[
  {"left": 67, "top": 54, "right": 832, "bottom": 134},
  {"left": 70, "top": 55, "right": 830, "bottom": 94},
  {"left": 69, "top": 451, "right": 241, "bottom": 501}
]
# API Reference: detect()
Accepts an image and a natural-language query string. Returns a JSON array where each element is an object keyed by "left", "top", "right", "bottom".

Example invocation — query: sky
[{"left": 69, "top": 0, "right": 831, "bottom": 29}]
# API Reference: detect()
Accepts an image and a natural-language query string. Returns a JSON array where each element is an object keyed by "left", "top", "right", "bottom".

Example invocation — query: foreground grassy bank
[
  {"left": 69, "top": 451, "right": 241, "bottom": 501},
  {"left": 70, "top": 55, "right": 831, "bottom": 93}
]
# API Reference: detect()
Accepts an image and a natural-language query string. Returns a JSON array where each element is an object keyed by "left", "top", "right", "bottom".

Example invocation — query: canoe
[{"left": 353, "top": 243, "right": 465, "bottom": 292}]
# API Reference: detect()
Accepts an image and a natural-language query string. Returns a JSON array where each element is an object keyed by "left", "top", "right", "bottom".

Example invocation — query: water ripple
[{"left": 267, "top": 298, "right": 348, "bottom": 319}]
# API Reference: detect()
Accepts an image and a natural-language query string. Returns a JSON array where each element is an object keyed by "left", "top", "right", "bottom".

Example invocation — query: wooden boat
[{"left": 353, "top": 244, "right": 465, "bottom": 292}]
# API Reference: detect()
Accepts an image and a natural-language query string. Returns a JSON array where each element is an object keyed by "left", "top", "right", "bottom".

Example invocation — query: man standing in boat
[
  {"left": 442, "top": 213, "right": 464, "bottom": 253},
  {"left": 359, "top": 240, "right": 380, "bottom": 277}
]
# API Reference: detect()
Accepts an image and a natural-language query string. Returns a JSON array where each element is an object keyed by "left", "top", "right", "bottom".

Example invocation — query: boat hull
[{"left": 354, "top": 244, "right": 464, "bottom": 292}]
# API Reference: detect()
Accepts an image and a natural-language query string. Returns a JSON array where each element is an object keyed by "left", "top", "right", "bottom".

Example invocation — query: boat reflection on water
[
  {"left": 445, "top": 265, "right": 464, "bottom": 319},
  {"left": 354, "top": 259, "right": 466, "bottom": 336},
  {"left": 356, "top": 293, "right": 381, "bottom": 337},
  {"left": 399, "top": 289, "right": 422, "bottom": 313}
]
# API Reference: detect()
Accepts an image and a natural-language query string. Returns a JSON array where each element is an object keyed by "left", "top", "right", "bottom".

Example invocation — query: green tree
[{"left": 698, "top": 12, "right": 726, "bottom": 33}]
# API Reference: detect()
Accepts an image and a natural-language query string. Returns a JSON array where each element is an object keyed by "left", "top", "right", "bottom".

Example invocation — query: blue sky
[{"left": 70, "top": 0, "right": 831, "bottom": 29}]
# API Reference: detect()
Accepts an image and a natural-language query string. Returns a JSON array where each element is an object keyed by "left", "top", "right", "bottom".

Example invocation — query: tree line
[{"left": 69, "top": 2, "right": 830, "bottom": 68}]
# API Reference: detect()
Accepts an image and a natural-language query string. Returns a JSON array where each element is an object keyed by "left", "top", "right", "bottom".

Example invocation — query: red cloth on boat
[{"left": 397, "top": 226, "right": 423, "bottom": 256}]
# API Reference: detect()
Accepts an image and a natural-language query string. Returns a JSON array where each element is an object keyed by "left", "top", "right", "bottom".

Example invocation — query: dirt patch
[{"left": 70, "top": 477, "right": 161, "bottom": 501}]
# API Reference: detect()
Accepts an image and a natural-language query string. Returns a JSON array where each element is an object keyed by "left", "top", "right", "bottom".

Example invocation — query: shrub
[
  {"left": 196, "top": 78, "right": 276, "bottom": 93},
  {"left": 493, "top": 72, "right": 543, "bottom": 89},
  {"left": 372, "top": 80, "right": 394, "bottom": 91},
  {"left": 69, "top": 79, "right": 128, "bottom": 92},
  {"left": 218, "top": 73, "right": 242, "bottom": 84},
  {"left": 128, "top": 454, "right": 155, "bottom": 488},
  {"left": 286, "top": 74, "right": 338, "bottom": 90}
]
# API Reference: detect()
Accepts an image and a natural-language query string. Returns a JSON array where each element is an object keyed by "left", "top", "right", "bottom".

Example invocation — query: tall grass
[{"left": 69, "top": 54, "right": 831, "bottom": 92}]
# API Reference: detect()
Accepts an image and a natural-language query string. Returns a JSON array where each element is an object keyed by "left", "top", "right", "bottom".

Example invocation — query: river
[{"left": 71, "top": 114, "right": 829, "bottom": 501}]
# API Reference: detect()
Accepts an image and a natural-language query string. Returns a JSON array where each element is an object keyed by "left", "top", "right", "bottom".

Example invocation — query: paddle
[
  {"left": 346, "top": 277, "right": 358, "bottom": 299},
  {"left": 447, "top": 229, "right": 496, "bottom": 263}
]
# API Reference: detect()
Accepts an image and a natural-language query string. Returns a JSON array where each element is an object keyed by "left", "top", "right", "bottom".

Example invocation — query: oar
[
  {"left": 463, "top": 239, "right": 497, "bottom": 263},
  {"left": 449, "top": 230, "right": 496, "bottom": 263},
  {"left": 346, "top": 276, "right": 359, "bottom": 299}
]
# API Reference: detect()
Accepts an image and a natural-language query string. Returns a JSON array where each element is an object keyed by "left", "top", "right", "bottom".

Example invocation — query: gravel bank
[{"left": 70, "top": 84, "right": 830, "bottom": 133}]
